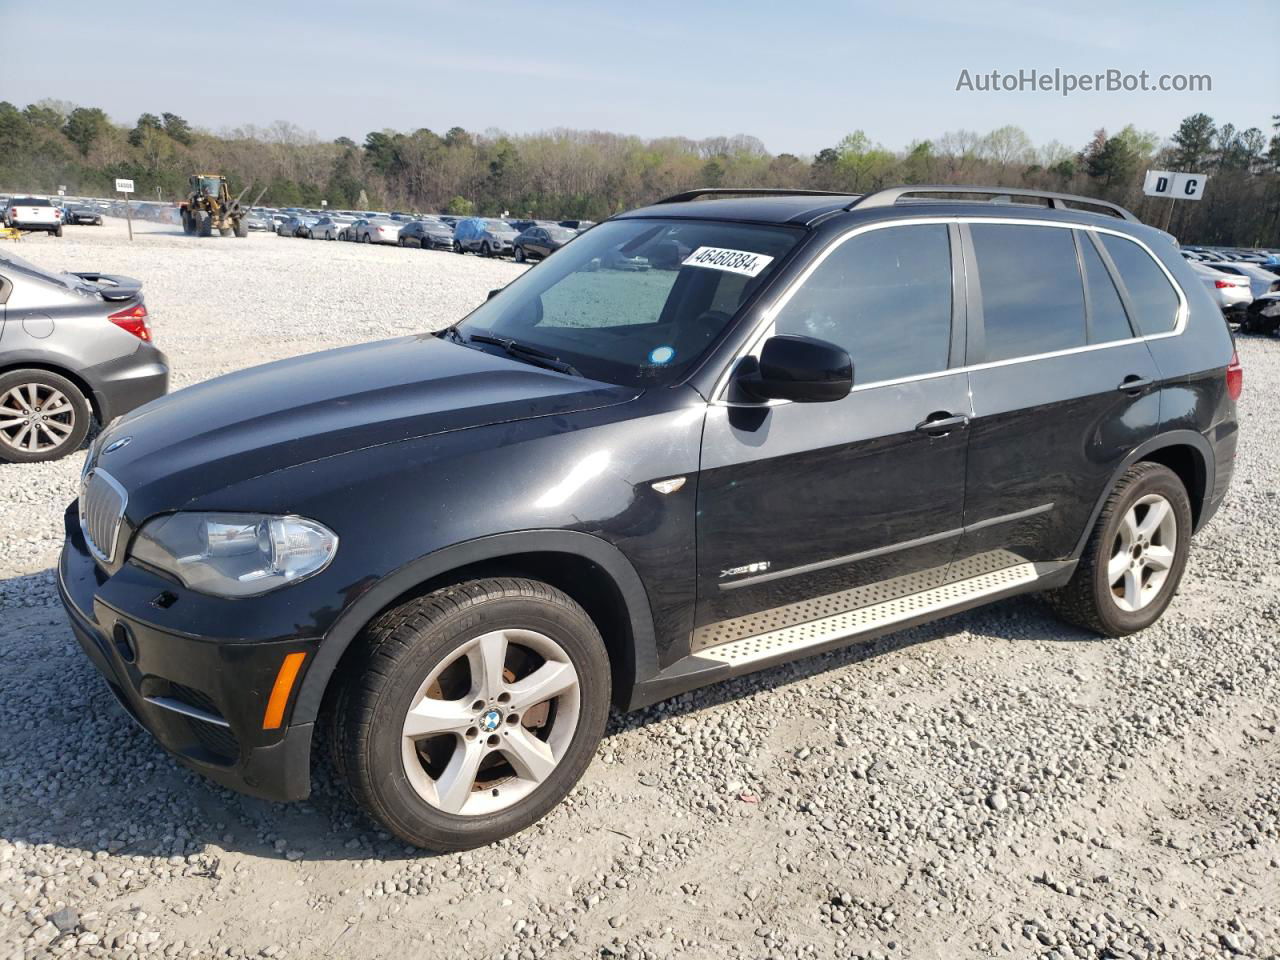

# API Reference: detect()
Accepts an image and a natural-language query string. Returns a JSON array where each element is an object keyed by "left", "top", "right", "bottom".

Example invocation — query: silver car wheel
[
  {"left": 1109, "top": 493, "right": 1177, "bottom": 612},
  {"left": 400, "top": 628, "right": 581, "bottom": 817},
  {"left": 0, "top": 384, "right": 75, "bottom": 454}
]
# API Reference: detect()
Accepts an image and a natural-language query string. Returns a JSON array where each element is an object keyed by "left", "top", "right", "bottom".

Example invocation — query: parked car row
[
  {"left": 1179, "top": 247, "right": 1280, "bottom": 335},
  {"left": 266, "top": 206, "right": 595, "bottom": 260},
  {"left": 1, "top": 194, "right": 113, "bottom": 236}
]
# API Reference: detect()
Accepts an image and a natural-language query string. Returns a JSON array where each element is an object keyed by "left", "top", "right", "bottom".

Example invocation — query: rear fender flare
[
  {"left": 290, "top": 530, "right": 657, "bottom": 726},
  {"left": 1071, "top": 430, "right": 1215, "bottom": 558}
]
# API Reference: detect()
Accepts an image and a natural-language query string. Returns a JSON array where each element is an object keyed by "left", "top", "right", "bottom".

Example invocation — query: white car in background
[
  {"left": 307, "top": 215, "right": 356, "bottom": 240},
  {"left": 352, "top": 218, "right": 402, "bottom": 245},
  {"left": 1198, "top": 260, "right": 1280, "bottom": 299},
  {"left": 1188, "top": 260, "right": 1252, "bottom": 314},
  {"left": 4, "top": 196, "right": 62, "bottom": 236}
]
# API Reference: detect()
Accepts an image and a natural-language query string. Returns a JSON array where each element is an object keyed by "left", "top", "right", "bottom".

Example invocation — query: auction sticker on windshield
[{"left": 683, "top": 246, "right": 774, "bottom": 277}]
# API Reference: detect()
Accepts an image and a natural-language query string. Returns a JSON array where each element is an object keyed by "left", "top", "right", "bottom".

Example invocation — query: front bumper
[{"left": 57, "top": 505, "right": 316, "bottom": 802}]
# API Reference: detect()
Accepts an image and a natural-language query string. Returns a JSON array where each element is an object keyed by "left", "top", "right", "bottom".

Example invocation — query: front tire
[
  {"left": 1045, "top": 462, "right": 1192, "bottom": 637},
  {"left": 514, "top": 246, "right": 526, "bottom": 263},
  {"left": 0, "top": 369, "right": 91, "bottom": 463},
  {"left": 330, "top": 578, "right": 610, "bottom": 850}
]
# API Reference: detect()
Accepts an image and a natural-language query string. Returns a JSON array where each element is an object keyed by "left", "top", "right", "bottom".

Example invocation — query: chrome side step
[{"left": 697, "top": 561, "right": 1039, "bottom": 669}]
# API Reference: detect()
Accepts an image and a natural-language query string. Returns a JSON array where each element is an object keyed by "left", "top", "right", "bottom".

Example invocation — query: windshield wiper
[{"left": 465, "top": 333, "right": 583, "bottom": 377}]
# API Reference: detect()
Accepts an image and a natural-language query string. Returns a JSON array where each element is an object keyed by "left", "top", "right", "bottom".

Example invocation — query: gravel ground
[{"left": 1, "top": 217, "right": 1277, "bottom": 960}]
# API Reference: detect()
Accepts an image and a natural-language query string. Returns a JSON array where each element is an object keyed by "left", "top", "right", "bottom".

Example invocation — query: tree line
[{"left": 1, "top": 99, "right": 1277, "bottom": 246}]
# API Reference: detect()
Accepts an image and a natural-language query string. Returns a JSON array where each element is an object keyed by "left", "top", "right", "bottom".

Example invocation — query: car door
[
  {"left": 955, "top": 221, "right": 1161, "bottom": 565},
  {"left": 693, "top": 221, "right": 972, "bottom": 655}
]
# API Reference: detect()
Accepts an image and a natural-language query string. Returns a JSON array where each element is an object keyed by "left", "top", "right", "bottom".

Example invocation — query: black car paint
[{"left": 59, "top": 194, "right": 1237, "bottom": 802}]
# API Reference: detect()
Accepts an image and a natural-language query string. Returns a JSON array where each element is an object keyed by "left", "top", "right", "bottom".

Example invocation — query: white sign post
[
  {"left": 1143, "top": 170, "right": 1207, "bottom": 232},
  {"left": 115, "top": 178, "right": 135, "bottom": 241}
]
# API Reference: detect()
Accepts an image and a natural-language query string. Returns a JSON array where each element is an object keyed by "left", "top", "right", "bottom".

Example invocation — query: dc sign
[{"left": 1143, "top": 171, "right": 1207, "bottom": 200}]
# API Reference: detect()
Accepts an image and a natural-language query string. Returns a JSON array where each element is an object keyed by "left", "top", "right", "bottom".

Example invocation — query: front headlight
[{"left": 131, "top": 512, "right": 338, "bottom": 598}]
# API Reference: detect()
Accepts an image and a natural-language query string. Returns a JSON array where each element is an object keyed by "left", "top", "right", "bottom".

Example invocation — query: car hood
[{"left": 92, "top": 334, "right": 638, "bottom": 508}]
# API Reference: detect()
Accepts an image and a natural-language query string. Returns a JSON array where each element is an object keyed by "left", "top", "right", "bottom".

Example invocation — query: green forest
[{"left": 2, "top": 99, "right": 1277, "bottom": 246}]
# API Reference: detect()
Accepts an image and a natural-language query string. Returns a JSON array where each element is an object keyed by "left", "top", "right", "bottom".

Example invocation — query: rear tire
[
  {"left": 330, "top": 577, "right": 610, "bottom": 850},
  {"left": 454, "top": 241, "right": 463, "bottom": 254},
  {"left": 1045, "top": 462, "right": 1192, "bottom": 637},
  {"left": 197, "top": 213, "right": 212, "bottom": 237},
  {"left": 0, "top": 369, "right": 91, "bottom": 464},
  {"left": 53, "top": 225, "right": 63, "bottom": 238},
  {"left": 234, "top": 219, "right": 249, "bottom": 238}
]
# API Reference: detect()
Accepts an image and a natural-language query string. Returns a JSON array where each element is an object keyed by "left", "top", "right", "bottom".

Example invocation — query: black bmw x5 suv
[{"left": 59, "top": 186, "right": 1240, "bottom": 850}]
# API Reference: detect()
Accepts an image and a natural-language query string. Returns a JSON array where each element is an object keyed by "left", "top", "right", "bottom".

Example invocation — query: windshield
[
  {"left": 455, "top": 217, "right": 801, "bottom": 388},
  {"left": 198, "top": 177, "right": 221, "bottom": 195}
]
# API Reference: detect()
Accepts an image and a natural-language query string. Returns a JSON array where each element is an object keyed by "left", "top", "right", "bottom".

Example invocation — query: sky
[{"left": 1, "top": 0, "right": 1275, "bottom": 156}]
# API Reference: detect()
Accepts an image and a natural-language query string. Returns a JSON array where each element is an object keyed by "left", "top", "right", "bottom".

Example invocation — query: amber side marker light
[{"left": 262, "top": 652, "right": 307, "bottom": 730}]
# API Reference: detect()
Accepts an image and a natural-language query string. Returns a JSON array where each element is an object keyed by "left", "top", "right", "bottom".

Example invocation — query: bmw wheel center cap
[{"left": 480, "top": 709, "right": 502, "bottom": 733}]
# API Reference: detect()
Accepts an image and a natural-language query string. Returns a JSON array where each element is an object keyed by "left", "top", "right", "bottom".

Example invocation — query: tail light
[
  {"left": 1226, "top": 350, "right": 1243, "bottom": 401},
  {"left": 1214, "top": 279, "right": 1240, "bottom": 289},
  {"left": 108, "top": 304, "right": 153, "bottom": 342}
]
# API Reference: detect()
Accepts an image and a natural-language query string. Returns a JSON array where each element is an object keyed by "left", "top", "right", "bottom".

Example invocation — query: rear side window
[
  {"left": 1078, "top": 234, "right": 1134, "bottom": 343},
  {"left": 771, "top": 223, "right": 953, "bottom": 384},
  {"left": 1099, "top": 234, "right": 1180, "bottom": 335},
  {"left": 970, "top": 224, "right": 1085, "bottom": 362}
]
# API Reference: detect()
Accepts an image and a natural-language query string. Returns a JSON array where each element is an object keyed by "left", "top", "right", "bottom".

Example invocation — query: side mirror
[{"left": 738, "top": 335, "right": 852, "bottom": 403}]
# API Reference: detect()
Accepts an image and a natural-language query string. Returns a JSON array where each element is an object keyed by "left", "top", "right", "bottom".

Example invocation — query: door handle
[
  {"left": 915, "top": 413, "right": 970, "bottom": 435},
  {"left": 1117, "top": 375, "right": 1154, "bottom": 394}
]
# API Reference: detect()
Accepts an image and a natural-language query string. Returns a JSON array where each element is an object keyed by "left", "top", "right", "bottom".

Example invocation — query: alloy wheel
[
  {"left": 400, "top": 628, "right": 581, "bottom": 817},
  {"left": 1108, "top": 493, "right": 1177, "bottom": 612},
  {"left": 0, "top": 383, "right": 76, "bottom": 455}
]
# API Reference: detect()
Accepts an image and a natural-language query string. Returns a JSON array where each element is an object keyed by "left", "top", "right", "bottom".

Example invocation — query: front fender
[{"left": 288, "top": 529, "right": 657, "bottom": 726}]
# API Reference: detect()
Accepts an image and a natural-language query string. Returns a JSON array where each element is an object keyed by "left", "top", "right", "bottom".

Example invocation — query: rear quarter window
[{"left": 1099, "top": 234, "right": 1181, "bottom": 335}]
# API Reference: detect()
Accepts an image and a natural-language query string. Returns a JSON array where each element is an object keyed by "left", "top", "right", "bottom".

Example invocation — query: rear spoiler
[{"left": 70, "top": 272, "right": 142, "bottom": 301}]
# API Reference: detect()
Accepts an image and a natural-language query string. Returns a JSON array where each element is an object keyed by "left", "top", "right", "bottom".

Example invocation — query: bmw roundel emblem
[
  {"left": 480, "top": 709, "right": 502, "bottom": 733},
  {"left": 103, "top": 436, "right": 133, "bottom": 454}
]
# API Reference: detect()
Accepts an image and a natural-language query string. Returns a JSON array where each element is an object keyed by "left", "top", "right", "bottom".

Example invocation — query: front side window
[
  {"left": 457, "top": 218, "right": 800, "bottom": 388},
  {"left": 770, "top": 223, "right": 953, "bottom": 384},
  {"left": 970, "top": 223, "right": 1085, "bottom": 362},
  {"left": 1100, "top": 233, "right": 1181, "bottom": 335}
]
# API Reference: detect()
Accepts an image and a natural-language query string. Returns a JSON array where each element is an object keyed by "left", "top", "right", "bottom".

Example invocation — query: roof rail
[
  {"left": 655, "top": 187, "right": 856, "bottom": 205},
  {"left": 849, "top": 185, "right": 1139, "bottom": 223}
]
